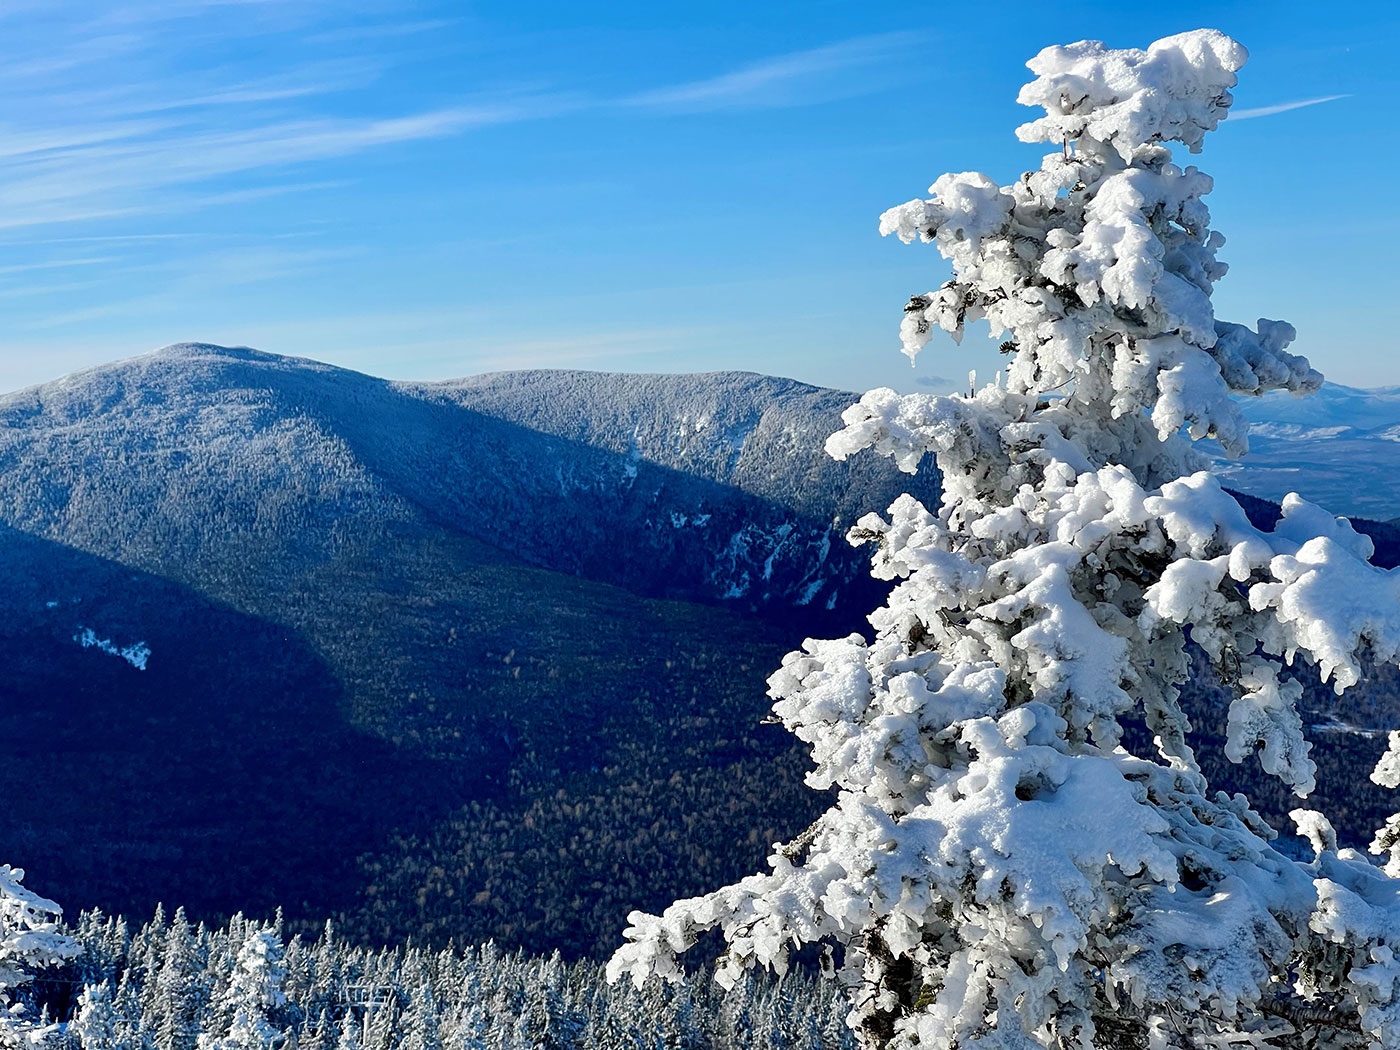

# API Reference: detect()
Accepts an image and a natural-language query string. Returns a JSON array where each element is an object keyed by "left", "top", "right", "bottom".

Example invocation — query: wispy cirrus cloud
[
  {"left": 0, "top": 7, "right": 919, "bottom": 236},
  {"left": 0, "top": 97, "right": 575, "bottom": 229},
  {"left": 18, "top": 243, "right": 358, "bottom": 329},
  {"left": 0, "top": 0, "right": 589, "bottom": 232},
  {"left": 103, "top": 60, "right": 383, "bottom": 116},
  {"left": 0, "top": 256, "right": 118, "bottom": 276},
  {"left": 0, "top": 31, "right": 909, "bottom": 231},
  {"left": 86, "top": 0, "right": 335, "bottom": 28},
  {"left": 305, "top": 18, "right": 459, "bottom": 46},
  {"left": 623, "top": 32, "right": 923, "bottom": 112},
  {"left": 1229, "top": 93, "right": 1351, "bottom": 121},
  {"left": 0, "top": 6, "right": 933, "bottom": 376}
]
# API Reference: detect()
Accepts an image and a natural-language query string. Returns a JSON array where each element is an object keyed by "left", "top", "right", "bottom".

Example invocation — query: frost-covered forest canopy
[
  {"left": 6, "top": 21, "right": 1400, "bottom": 1050},
  {"left": 0, "top": 875, "right": 852, "bottom": 1050}
]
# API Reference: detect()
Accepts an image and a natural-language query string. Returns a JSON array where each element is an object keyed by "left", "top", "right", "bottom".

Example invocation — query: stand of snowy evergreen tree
[{"left": 11, "top": 904, "right": 852, "bottom": 1050}]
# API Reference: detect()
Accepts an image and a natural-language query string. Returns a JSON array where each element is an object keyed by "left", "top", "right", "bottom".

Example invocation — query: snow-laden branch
[{"left": 1, "top": 865, "right": 80, "bottom": 1048}]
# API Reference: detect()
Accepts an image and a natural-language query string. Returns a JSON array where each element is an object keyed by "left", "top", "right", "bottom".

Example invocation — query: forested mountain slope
[
  {"left": 0, "top": 344, "right": 936, "bottom": 957},
  {"left": 1, "top": 343, "right": 1397, "bottom": 959}
]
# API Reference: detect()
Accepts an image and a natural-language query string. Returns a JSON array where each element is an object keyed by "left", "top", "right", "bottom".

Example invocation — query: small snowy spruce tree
[
  {"left": 71, "top": 982, "right": 119, "bottom": 1050},
  {"left": 198, "top": 929, "right": 287, "bottom": 1050},
  {"left": 610, "top": 29, "right": 1400, "bottom": 1050}
]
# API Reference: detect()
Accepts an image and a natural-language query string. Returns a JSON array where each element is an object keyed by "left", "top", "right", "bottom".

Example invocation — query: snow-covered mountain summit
[{"left": 0, "top": 342, "right": 938, "bottom": 617}]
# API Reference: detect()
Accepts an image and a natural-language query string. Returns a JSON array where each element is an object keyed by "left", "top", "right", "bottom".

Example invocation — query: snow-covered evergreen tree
[
  {"left": 71, "top": 982, "right": 117, "bottom": 1050},
  {"left": 296, "top": 1012, "right": 330, "bottom": 1050},
  {"left": 154, "top": 908, "right": 207, "bottom": 1050},
  {"left": 332, "top": 1012, "right": 360, "bottom": 1050},
  {"left": 198, "top": 930, "right": 287, "bottom": 1050},
  {"left": 398, "top": 987, "right": 440, "bottom": 1050},
  {"left": 610, "top": 29, "right": 1400, "bottom": 1049},
  {"left": 112, "top": 971, "right": 152, "bottom": 1050}
]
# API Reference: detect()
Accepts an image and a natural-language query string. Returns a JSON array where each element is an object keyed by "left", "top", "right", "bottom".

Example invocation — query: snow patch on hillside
[{"left": 74, "top": 627, "right": 150, "bottom": 670}]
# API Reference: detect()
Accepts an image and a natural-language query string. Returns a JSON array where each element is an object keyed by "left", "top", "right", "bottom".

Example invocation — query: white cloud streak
[
  {"left": 0, "top": 99, "right": 573, "bottom": 229},
  {"left": 0, "top": 8, "right": 470, "bottom": 226},
  {"left": 0, "top": 256, "right": 118, "bottom": 276},
  {"left": 0, "top": 27, "right": 909, "bottom": 233},
  {"left": 1229, "top": 94, "right": 1351, "bottom": 121},
  {"left": 305, "top": 18, "right": 459, "bottom": 45},
  {"left": 623, "top": 32, "right": 922, "bottom": 111},
  {"left": 0, "top": 8, "right": 931, "bottom": 380}
]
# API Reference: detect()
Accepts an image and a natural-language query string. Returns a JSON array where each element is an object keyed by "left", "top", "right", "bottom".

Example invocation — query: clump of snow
[{"left": 74, "top": 627, "right": 151, "bottom": 671}]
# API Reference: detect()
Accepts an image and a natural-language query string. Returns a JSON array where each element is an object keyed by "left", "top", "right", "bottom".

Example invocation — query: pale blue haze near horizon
[{"left": 0, "top": 0, "right": 1393, "bottom": 397}]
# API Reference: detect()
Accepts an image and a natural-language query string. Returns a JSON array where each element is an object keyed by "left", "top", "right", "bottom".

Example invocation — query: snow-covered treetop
[
  {"left": 1016, "top": 30, "right": 1246, "bottom": 159},
  {"left": 878, "top": 29, "right": 1317, "bottom": 468},
  {"left": 197, "top": 928, "right": 289, "bottom": 1050},
  {"left": 612, "top": 29, "right": 1400, "bottom": 1050}
]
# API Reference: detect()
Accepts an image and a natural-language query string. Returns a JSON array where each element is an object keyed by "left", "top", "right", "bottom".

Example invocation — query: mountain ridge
[{"left": 0, "top": 343, "right": 934, "bottom": 617}]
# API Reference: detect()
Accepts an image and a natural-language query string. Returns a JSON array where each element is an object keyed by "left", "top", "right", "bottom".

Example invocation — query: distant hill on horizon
[
  {"left": 1, "top": 343, "right": 936, "bottom": 615},
  {"left": 12, "top": 343, "right": 1397, "bottom": 519},
  {"left": 1206, "top": 381, "right": 1400, "bottom": 520}
]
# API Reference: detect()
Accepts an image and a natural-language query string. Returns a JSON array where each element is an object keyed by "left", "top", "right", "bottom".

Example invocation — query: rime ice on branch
[
  {"left": 1, "top": 865, "right": 79, "bottom": 1048},
  {"left": 610, "top": 29, "right": 1400, "bottom": 1050}
]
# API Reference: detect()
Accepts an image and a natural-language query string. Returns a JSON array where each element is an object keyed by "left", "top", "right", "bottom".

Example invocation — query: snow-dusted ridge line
[
  {"left": 0, "top": 342, "right": 941, "bottom": 618},
  {"left": 12, "top": 339, "right": 1393, "bottom": 518}
]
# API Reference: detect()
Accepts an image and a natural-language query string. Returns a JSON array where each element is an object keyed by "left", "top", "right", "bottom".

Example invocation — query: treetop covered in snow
[
  {"left": 1015, "top": 30, "right": 1245, "bottom": 160},
  {"left": 612, "top": 29, "right": 1400, "bottom": 1050},
  {"left": 877, "top": 27, "right": 1318, "bottom": 464}
]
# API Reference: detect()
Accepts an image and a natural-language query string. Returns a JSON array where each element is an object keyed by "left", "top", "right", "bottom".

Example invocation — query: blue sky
[{"left": 0, "top": 0, "right": 1393, "bottom": 395}]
